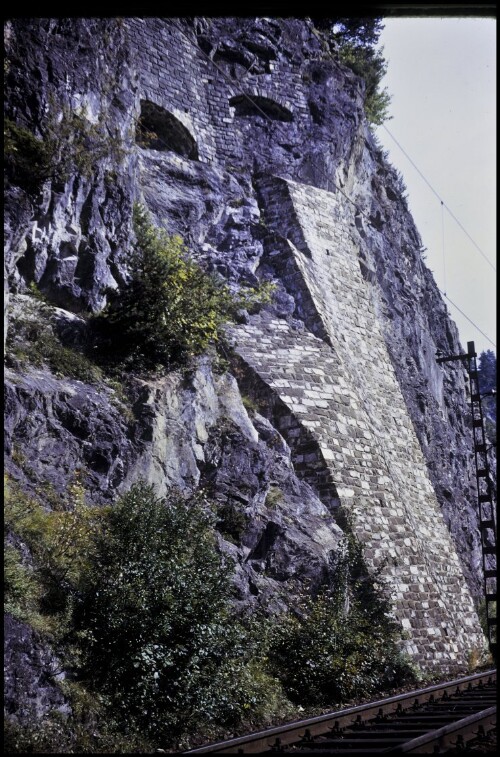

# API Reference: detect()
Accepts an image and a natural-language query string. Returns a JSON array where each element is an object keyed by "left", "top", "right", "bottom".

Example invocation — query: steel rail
[
  {"left": 389, "top": 706, "right": 497, "bottom": 753},
  {"left": 183, "top": 669, "right": 496, "bottom": 754}
]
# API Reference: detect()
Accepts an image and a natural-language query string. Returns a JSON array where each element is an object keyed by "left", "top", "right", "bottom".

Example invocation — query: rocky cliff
[{"left": 4, "top": 17, "right": 489, "bottom": 729}]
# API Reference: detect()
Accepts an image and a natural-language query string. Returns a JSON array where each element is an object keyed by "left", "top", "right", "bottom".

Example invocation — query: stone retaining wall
[
  {"left": 232, "top": 176, "right": 485, "bottom": 669},
  {"left": 125, "top": 18, "right": 312, "bottom": 167}
]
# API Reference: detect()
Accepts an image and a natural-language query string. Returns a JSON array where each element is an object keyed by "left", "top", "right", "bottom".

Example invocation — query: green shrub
[
  {"left": 242, "top": 394, "right": 259, "bottom": 414},
  {"left": 5, "top": 103, "right": 126, "bottom": 194},
  {"left": 91, "top": 206, "right": 274, "bottom": 373},
  {"left": 4, "top": 706, "right": 154, "bottom": 754},
  {"left": 216, "top": 501, "right": 249, "bottom": 543},
  {"left": 4, "top": 473, "right": 291, "bottom": 748},
  {"left": 238, "top": 280, "right": 276, "bottom": 314},
  {"left": 265, "top": 486, "right": 284, "bottom": 509},
  {"left": 6, "top": 309, "right": 103, "bottom": 384},
  {"left": 337, "top": 43, "right": 391, "bottom": 125},
  {"left": 4, "top": 542, "right": 43, "bottom": 621},
  {"left": 267, "top": 530, "right": 416, "bottom": 705},
  {"left": 48, "top": 103, "right": 125, "bottom": 179},
  {"left": 91, "top": 205, "right": 233, "bottom": 371},
  {"left": 72, "top": 482, "right": 283, "bottom": 746},
  {"left": 4, "top": 474, "right": 105, "bottom": 637},
  {"left": 4, "top": 118, "right": 55, "bottom": 192},
  {"left": 5, "top": 478, "right": 420, "bottom": 745}
]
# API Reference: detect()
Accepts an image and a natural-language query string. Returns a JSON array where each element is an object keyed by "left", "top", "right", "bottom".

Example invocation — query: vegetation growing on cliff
[
  {"left": 4, "top": 103, "right": 125, "bottom": 194},
  {"left": 5, "top": 296, "right": 104, "bottom": 384},
  {"left": 91, "top": 205, "right": 275, "bottom": 373},
  {"left": 4, "top": 476, "right": 417, "bottom": 752},
  {"left": 478, "top": 350, "right": 496, "bottom": 439},
  {"left": 312, "top": 17, "right": 391, "bottom": 125},
  {"left": 72, "top": 483, "right": 290, "bottom": 745},
  {"left": 4, "top": 118, "right": 55, "bottom": 192},
  {"left": 268, "top": 532, "right": 418, "bottom": 704},
  {"left": 4, "top": 474, "right": 105, "bottom": 638}
]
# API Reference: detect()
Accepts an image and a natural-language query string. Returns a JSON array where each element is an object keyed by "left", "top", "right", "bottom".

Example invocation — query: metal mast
[{"left": 436, "top": 341, "right": 497, "bottom": 658}]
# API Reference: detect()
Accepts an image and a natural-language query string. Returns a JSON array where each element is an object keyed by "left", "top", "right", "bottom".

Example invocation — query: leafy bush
[
  {"left": 265, "top": 486, "right": 284, "bottom": 509},
  {"left": 4, "top": 542, "right": 43, "bottom": 621},
  {"left": 4, "top": 704, "right": 153, "bottom": 754},
  {"left": 6, "top": 300, "right": 103, "bottom": 384},
  {"left": 6, "top": 297, "right": 135, "bottom": 422},
  {"left": 337, "top": 43, "right": 391, "bottom": 125},
  {"left": 216, "top": 500, "right": 249, "bottom": 543},
  {"left": 5, "top": 472, "right": 418, "bottom": 747},
  {"left": 478, "top": 349, "right": 496, "bottom": 393},
  {"left": 4, "top": 474, "right": 104, "bottom": 636},
  {"left": 267, "top": 531, "right": 417, "bottom": 705},
  {"left": 4, "top": 476, "right": 290, "bottom": 749},
  {"left": 45, "top": 102, "right": 125, "bottom": 179},
  {"left": 241, "top": 394, "right": 259, "bottom": 413},
  {"left": 91, "top": 206, "right": 274, "bottom": 373},
  {"left": 478, "top": 349, "right": 496, "bottom": 438},
  {"left": 72, "top": 482, "right": 283, "bottom": 745}
]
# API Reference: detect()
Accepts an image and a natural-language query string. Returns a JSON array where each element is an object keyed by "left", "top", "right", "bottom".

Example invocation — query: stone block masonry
[
  {"left": 124, "top": 19, "right": 314, "bottom": 169},
  {"left": 232, "top": 176, "right": 485, "bottom": 670}
]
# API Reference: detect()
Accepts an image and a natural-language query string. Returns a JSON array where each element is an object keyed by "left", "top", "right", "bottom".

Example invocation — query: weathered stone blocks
[{"left": 232, "top": 176, "right": 485, "bottom": 669}]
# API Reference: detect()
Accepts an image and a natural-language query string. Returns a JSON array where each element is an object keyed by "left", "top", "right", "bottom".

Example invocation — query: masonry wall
[
  {"left": 125, "top": 18, "right": 313, "bottom": 169},
  {"left": 232, "top": 177, "right": 484, "bottom": 670}
]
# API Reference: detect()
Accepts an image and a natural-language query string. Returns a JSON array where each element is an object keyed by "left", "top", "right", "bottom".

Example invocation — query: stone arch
[
  {"left": 229, "top": 93, "right": 293, "bottom": 122},
  {"left": 136, "top": 99, "right": 199, "bottom": 160}
]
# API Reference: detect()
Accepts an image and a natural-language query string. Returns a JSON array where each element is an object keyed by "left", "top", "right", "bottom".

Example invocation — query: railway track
[{"left": 184, "top": 669, "right": 496, "bottom": 754}]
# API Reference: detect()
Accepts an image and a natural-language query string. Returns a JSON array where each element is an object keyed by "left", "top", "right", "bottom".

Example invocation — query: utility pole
[{"left": 436, "top": 341, "right": 497, "bottom": 659}]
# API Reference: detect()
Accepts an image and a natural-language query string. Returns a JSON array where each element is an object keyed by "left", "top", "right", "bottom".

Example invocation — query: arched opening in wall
[
  {"left": 136, "top": 100, "right": 199, "bottom": 160},
  {"left": 229, "top": 95, "right": 293, "bottom": 122}
]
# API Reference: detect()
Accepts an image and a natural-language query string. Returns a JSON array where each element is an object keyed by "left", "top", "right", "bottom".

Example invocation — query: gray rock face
[
  {"left": 5, "top": 299, "right": 338, "bottom": 609},
  {"left": 4, "top": 613, "right": 69, "bottom": 723},
  {"left": 4, "top": 364, "right": 134, "bottom": 503},
  {"left": 4, "top": 16, "right": 492, "bottom": 724},
  {"left": 4, "top": 18, "right": 138, "bottom": 315}
]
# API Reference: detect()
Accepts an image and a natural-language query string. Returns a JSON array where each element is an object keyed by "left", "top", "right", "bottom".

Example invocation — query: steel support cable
[
  {"left": 439, "top": 292, "right": 496, "bottom": 349},
  {"left": 441, "top": 200, "right": 446, "bottom": 294},
  {"left": 382, "top": 123, "right": 496, "bottom": 273},
  {"left": 164, "top": 20, "right": 497, "bottom": 349}
]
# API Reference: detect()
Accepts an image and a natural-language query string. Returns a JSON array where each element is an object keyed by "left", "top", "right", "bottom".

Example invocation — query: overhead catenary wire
[
  {"left": 382, "top": 123, "right": 496, "bottom": 273},
  {"left": 167, "top": 19, "right": 496, "bottom": 350},
  {"left": 439, "top": 292, "right": 496, "bottom": 350},
  {"left": 441, "top": 200, "right": 446, "bottom": 295}
]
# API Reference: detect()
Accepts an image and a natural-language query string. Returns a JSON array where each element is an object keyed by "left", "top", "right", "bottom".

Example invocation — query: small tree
[
  {"left": 478, "top": 349, "right": 497, "bottom": 437},
  {"left": 478, "top": 350, "right": 496, "bottom": 394},
  {"left": 72, "top": 482, "right": 272, "bottom": 744},
  {"left": 92, "top": 206, "right": 274, "bottom": 373},
  {"left": 311, "top": 17, "right": 391, "bottom": 125},
  {"left": 91, "top": 206, "right": 236, "bottom": 371},
  {"left": 267, "top": 533, "right": 416, "bottom": 705}
]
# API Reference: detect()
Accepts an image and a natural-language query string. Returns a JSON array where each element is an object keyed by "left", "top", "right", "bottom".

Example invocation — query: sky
[{"left": 374, "top": 17, "right": 496, "bottom": 358}]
